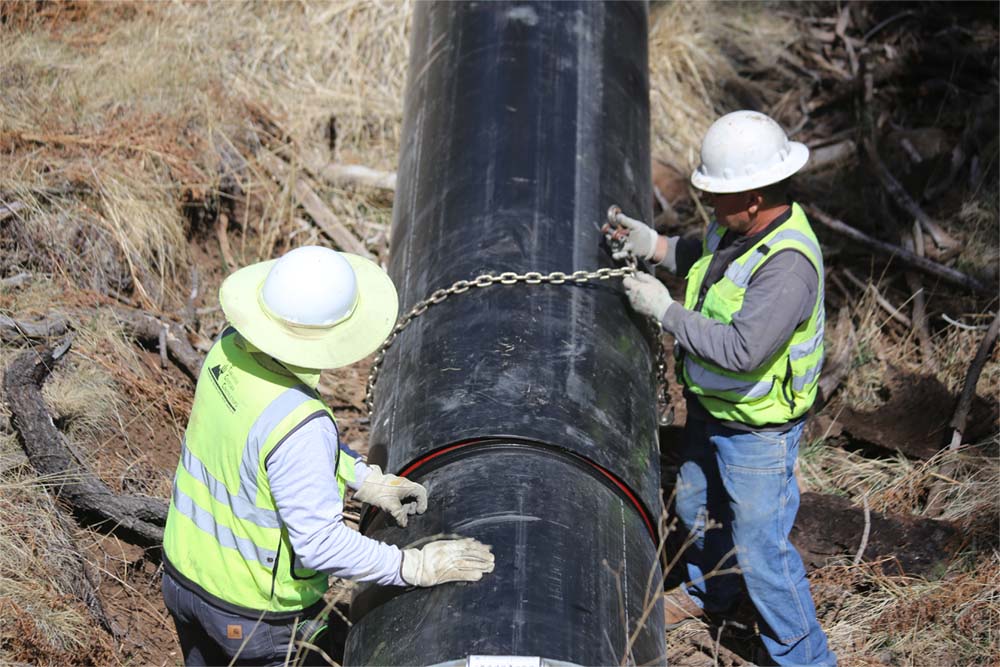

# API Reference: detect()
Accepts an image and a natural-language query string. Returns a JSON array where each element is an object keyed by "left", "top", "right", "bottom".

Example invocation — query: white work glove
[
  {"left": 353, "top": 465, "right": 428, "bottom": 527},
  {"left": 401, "top": 538, "right": 495, "bottom": 587},
  {"left": 623, "top": 272, "right": 674, "bottom": 323},
  {"left": 604, "top": 208, "right": 659, "bottom": 261}
]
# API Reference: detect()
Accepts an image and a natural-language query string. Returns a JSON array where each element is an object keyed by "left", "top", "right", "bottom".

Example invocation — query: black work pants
[{"left": 162, "top": 571, "right": 332, "bottom": 666}]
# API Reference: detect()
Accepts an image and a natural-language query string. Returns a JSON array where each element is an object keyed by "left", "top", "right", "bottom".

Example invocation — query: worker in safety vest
[
  {"left": 606, "top": 111, "right": 836, "bottom": 666},
  {"left": 162, "top": 246, "right": 494, "bottom": 666}
]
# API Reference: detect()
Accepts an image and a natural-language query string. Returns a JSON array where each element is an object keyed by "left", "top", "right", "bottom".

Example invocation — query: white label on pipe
[{"left": 467, "top": 657, "right": 542, "bottom": 667}]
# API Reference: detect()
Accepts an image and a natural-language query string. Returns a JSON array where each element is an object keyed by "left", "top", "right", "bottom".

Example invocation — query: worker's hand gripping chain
[{"left": 353, "top": 465, "right": 428, "bottom": 527}]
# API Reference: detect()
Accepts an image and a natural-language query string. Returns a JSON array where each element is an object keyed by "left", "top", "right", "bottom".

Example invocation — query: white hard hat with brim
[
  {"left": 219, "top": 253, "right": 398, "bottom": 370},
  {"left": 690, "top": 110, "right": 810, "bottom": 194}
]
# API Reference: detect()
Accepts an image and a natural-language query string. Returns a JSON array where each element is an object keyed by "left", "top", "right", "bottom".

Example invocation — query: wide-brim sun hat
[
  {"left": 219, "top": 246, "right": 398, "bottom": 370},
  {"left": 690, "top": 110, "right": 810, "bottom": 194}
]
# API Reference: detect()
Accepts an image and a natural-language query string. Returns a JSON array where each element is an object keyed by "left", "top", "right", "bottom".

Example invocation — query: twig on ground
[
  {"left": 842, "top": 268, "right": 912, "bottom": 328},
  {"left": 853, "top": 492, "right": 871, "bottom": 565},
  {"left": 903, "top": 224, "right": 935, "bottom": 369},
  {"left": 940, "top": 314, "right": 992, "bottom": 331},
  {"left": 835, "top": 5, "right": 858, "bottom": 77},
  {"left": 946, "top": 312, "right": 999, "bottom": 450},
  {"left": 806, "top": 205, "right": 992, "bottom": 294},
  {"left": 0, "top": 200, "right": 27, "bottom": 222},
  {"left": 216, "top": 213, "right": 236, "bottom": 273}
]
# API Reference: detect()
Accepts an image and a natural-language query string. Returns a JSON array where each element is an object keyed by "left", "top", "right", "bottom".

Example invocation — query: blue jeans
[{"left": 675, "top": 419, "right": 836, "bottom": 666}]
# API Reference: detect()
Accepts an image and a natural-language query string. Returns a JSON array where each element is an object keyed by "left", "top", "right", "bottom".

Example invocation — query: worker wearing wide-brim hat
[
  {"left": 162, "top": 246, "right": 494, "bottom": 666},
  {"left": 606, "top": 111, "right": 836, "bottom": 665}
]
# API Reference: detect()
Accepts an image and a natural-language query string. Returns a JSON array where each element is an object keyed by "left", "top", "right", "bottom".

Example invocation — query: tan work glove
[
  {"left": 401, "top": 538, "right": 495, "bottom": 587},
  {"left": 353, "top": 465, "right": 428, "bottom": 527}
]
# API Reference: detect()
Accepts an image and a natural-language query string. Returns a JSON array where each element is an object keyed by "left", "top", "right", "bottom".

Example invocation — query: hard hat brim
[
  {"left": 219, "top": 253, "right": 399, "bottom": 370},
  {"left": 690, "top": 141, "right": 810, "bottom": 194}
]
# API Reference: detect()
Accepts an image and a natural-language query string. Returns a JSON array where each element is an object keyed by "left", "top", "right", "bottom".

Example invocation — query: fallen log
[
  {"left": 4, "top": 344, "right": 167, "bottom": 548},
  {"left": 806, "top": 205, "right": 992, "bottom": 295},
  {"left": 863, "top": 138, "right": 959, "bottom": 251},
  {"left": 0, "top": 314, "right": 69, "bottom": 342},
  {"left": 106, "top": 305, "right": 203, "bottom": 382},
  {"left": 257, "top": 152, "right": 372, "bottom": 258}
]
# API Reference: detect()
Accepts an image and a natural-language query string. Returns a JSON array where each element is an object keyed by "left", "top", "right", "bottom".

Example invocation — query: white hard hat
[
  {"left": 690, "top": 110, "right": 809, "bottom": 194},
  {"left": 219, "top": 246, "right": 399, "bottom": 370}
]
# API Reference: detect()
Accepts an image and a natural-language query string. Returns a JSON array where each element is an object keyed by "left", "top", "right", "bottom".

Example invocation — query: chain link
[{"left": 364, "top": 258, "right": 671, "bottom": 422}]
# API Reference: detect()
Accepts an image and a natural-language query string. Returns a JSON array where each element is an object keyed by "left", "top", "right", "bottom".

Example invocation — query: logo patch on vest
[
  {"left": 227, "top": 624, "right": 243, "bottom": 640},
  {"left": 209, "top": 363, "right": 239, "bottom": 412}
]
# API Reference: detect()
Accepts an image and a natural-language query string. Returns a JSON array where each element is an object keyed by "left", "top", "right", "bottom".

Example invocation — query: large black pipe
[{"left": 346, "top": 2, "right": 664, "bottom": 664}]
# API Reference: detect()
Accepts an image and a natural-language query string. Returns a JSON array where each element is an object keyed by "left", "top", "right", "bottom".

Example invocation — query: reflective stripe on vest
[
  {"left": 240, "top": 385, "right": 317, "bottom": 510},
  {"left": 722, "top": 229, "right": 823, "bottom": 289},
  {"left": 180, "top": 440, "right": 280, "bottom": 529},
  {"left": 171, "top": 483, "right": 278, "bottom": 567},
  {"left": 683, "top": 356, "right": 773, "bottom": 399},
  {"left": 790, "top": 310, "right": 825, "bottom": 361},
  {"left": 793, "top": 359, "right": 823, "bottom": 392}
]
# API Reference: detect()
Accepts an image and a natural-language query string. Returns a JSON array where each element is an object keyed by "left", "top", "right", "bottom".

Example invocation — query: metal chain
[{"left": 364, "top": 258, "right": 672, "bottom": 421}]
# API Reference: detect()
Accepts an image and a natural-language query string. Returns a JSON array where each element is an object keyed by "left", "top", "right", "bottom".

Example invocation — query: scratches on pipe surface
[{"left": 452, "top": 512, "right": 545, "bottom": 531}]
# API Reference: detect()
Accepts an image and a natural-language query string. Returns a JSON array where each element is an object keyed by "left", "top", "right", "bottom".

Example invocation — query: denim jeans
[
  {"left": 162, "top": 571, "right": 331, "bottom": 666},
  {"left": 675, "top": 418, "right": 836, "bottom": 666}
]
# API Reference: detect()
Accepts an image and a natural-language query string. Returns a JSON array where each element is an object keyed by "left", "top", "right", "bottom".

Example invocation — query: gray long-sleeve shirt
[{"left": 659, "top": 212, "right": 819, "bottom": 429}]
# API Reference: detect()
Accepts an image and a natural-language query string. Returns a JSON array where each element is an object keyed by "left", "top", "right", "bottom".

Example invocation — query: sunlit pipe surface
[{"left": 345, "top": 2, "right": 665, "bottom": 664}]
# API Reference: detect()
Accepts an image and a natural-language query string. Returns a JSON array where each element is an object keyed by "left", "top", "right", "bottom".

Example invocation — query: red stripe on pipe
[{"left": 397, "top": 441, "right": 657, "bottom": 541}]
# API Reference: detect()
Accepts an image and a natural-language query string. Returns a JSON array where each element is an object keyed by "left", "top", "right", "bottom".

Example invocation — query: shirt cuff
[
  {"left": 660, "top": 300, "right": 684, "bottom": 334},
  {"left": 657, "top": 235, "right": 681, "bottom": 273},
  {"left": 350, "top": 459, "right": 372, "bottom": 490}
]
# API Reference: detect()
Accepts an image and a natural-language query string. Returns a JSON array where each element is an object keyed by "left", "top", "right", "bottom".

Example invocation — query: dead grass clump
[
  {"left": 812, "top": 553, "right": 1000, "bottom": 666},
  {"left": 836, "top": 274, "right": 1000, "bottom": 414},
  {"left": 0, "top": 474, "right": 116, "bottom": 665},
  {"left": 648, "top": 3, "right": 804, "bottom": 173}
]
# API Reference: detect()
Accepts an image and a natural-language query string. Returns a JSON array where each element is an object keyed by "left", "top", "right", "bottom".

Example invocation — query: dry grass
[
  {"left": 649, "top": 2, "right": 802, "bottom": 172},
  {"left": 837, "top": 276, "right": 1000, "bottom": 412},
  {"left": 0, "top": 472, "right": 118, "bottom": 665},
  {"left": 809, "top": 552, "right": 1000, "bottom": 667},
  {"left": 1, "top": 2, "right": 997, "bottom": 665}
]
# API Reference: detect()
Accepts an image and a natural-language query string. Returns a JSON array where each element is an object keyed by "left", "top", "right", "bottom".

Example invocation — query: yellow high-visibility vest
[
  {"left": 680, "top": 203, "right": 824, "bottom": 426},
  {"left": 163, "top": 330, "right": 354, "bottom": 616}
]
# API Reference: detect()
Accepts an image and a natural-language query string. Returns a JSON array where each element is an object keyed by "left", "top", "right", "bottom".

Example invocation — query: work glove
[
  {"left": 353, "top": 465, "right": 428, "bottom": 527},
  {"left": 623, "top": 272, "right": 673, "bottom": 323},
  {"left": 603, "top": 209, "right": 659, "bottom": 261},
  {"left": 401, "top": 537, "right": 495, "bottom": 587}
]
